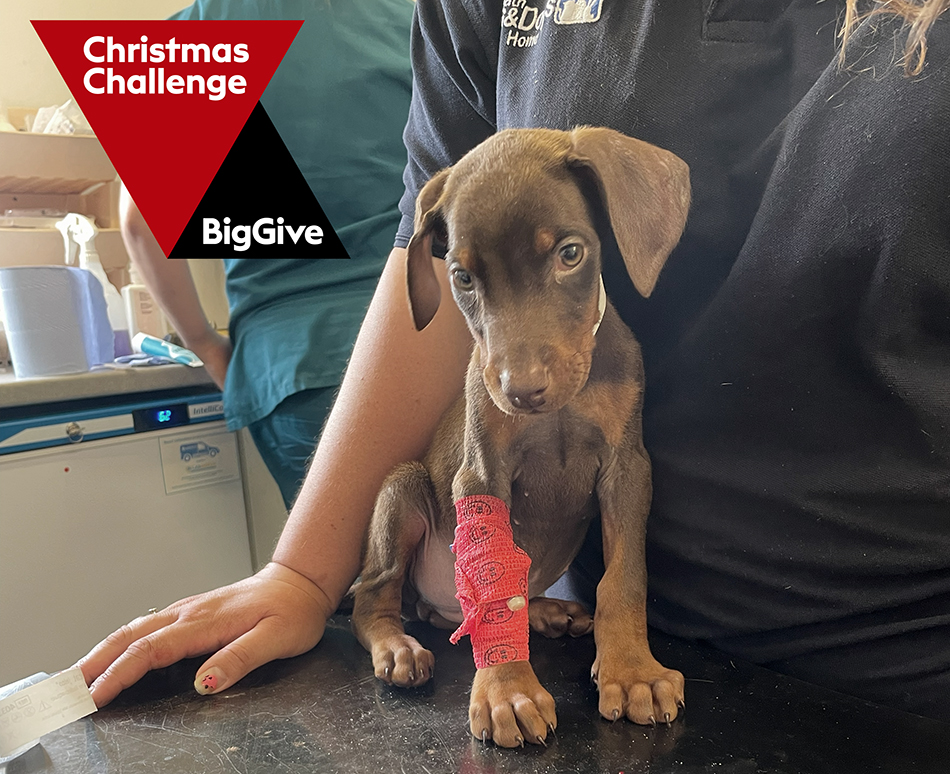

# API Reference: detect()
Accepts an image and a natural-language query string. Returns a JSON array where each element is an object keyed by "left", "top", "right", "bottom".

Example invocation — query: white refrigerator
[{"left": 0, "top": 393, "right": 254, "bottom": 686}]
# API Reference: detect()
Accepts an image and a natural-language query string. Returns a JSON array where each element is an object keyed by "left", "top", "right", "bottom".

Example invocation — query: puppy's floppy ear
[
  {"left": 406, "top": 168, "right": 451, "bottom": 331},
  {"left": 567, "top": 126, "right": 691, "bottom": 298}
]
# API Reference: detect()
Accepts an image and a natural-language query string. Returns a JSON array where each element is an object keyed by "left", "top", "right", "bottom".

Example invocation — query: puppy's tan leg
[
  {"left": 450, "top": 389, "right": 558, "bottom": 746},
  {"left": 592, "top": 448, "right": 685, "bottom": 725},
  {"left": 352, "top": 462, "right": 436, "bottom": 688},
  {"left": 528, "top": 597, "right": 594, "bottom": 638},
  {"left": 452, "top": 476, "right": 557, "bottom": 745}
]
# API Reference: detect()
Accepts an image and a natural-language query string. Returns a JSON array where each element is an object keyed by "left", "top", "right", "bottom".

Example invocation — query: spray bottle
[
  {"left": 122, "top": 263, "right": 168, "bottom": 340},
  {"left": 56, "top": 213, "right": 131, "bottom": 357}
]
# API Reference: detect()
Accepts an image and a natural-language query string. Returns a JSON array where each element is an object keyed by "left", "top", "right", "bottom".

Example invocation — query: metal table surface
[{"left": 9, "top": 615, "right": 950, "bottom": 774}]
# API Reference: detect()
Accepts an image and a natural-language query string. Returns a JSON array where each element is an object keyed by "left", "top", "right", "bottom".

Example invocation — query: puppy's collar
[{"left": 592, "top": 275, "right": 607, "bottom": 336}]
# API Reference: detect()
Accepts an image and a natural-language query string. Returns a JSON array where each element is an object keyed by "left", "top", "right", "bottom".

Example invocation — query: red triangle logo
[{"left": 32, "top": 20, "right": 301, "bottom": 256}]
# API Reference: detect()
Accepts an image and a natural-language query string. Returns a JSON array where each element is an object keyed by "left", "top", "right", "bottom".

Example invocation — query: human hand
[
  {"left": 187, "top": 329, "right": 232, "bottom": 390},
  {"left": 77, "top": 562, "right": 335, "bottom": 707}
]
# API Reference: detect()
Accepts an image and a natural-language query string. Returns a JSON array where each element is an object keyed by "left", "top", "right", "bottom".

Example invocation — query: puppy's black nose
[
  {"left": 501, "top": 370, "right": 548, "bottom": 410},
  {"left": 509, "top": 390, "right": 546, "bottom": 410}
]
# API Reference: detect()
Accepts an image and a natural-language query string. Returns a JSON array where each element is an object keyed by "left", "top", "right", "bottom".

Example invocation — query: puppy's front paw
[
  {"left": 371, "top": 634, "right": 434, "bottom": 688},
  {"left": 591, "top": 654, "right": 684, "bottom": 726},
  {"left": 469, "top": 661, "right": 557, "bottom": 748}
]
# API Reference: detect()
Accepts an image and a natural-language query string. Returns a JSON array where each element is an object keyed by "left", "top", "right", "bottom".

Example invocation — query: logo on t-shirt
[
  {"left": 501, "top": 0, "right": 601, "bottom": 49},
  {"left": 553, "top": 0, "right": 603, "bottom": 24},
  {"left": 501, "top": 0, "right": 549, "bottom": 47}
]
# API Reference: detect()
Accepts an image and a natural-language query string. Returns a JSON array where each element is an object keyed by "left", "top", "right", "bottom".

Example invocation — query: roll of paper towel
[{"left": 0, "top": 266, "right": 114, "bottom": 378}]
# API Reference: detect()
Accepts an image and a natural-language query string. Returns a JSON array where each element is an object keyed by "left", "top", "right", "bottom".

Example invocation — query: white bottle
[
  {"left": 56, "top": 213, "right": 132, "bottom": 357},
  {"left": 122, "top": 264, "right": 168, "bottom": 340}
]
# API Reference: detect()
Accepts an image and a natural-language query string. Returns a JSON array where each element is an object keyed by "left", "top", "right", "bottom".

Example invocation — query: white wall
[{"left": 1, "top": 0, "right": 191, "bottom": 110}]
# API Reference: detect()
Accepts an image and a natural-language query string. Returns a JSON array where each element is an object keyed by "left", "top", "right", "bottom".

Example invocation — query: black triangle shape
[{"left": 170, "top": 102, "right": 350, "bottom": 259}]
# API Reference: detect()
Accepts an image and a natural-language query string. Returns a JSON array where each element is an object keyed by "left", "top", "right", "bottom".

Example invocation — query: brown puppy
[{"left": 352, "top": 127, "right": 691, "bottom": 748}]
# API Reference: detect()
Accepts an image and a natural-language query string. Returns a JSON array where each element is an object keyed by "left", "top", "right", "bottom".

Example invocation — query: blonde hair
[{"left": 840, "top": 0, "right": 950, "bottom": 74}]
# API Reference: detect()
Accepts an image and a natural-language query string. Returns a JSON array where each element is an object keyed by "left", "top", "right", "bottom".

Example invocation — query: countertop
[
  {"left": 0, "top": 364, "right": 216, "bottom": 412},
  {"left": 15, "top": 615, "right": 950, "bottom": 774}
]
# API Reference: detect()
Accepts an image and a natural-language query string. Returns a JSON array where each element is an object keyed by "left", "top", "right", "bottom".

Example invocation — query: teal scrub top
[{"left": 171, "top": 0, "right": 413, "bottom": 430}]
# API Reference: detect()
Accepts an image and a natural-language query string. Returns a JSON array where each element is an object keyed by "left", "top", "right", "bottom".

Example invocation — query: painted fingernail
[{"left": 194, "top": 668, "right": 225, "bottom": 695}]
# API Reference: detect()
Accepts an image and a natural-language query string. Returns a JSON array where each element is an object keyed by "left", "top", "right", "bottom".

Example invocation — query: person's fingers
[
  {"left": 85, "top": 617, "right": 215, "bottom": 707},
  {"left": 205, "top": 361, "right": 227, "bottom": 390},
  {"left": 77, "top": 607, "right": 178, "bottom": 688},
  {"left": 80, "top": 588, "right": 255, "bottom": 707},
  {"left": 189, "top": 335, "right": 230, "bottom": 389},
  {"left": 193, "top": 613, "right": 325, "bottom": 695},
  {"left": 76, "top": 564, "right": 334, "bottom": 706},
  {"left": 206, "top": 337, "right": 231, "bottom": 389}
]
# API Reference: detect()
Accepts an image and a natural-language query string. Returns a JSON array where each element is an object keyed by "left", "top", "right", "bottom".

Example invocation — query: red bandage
[{"left": 449, "top": 495, "right": 531, "bottom": 669}]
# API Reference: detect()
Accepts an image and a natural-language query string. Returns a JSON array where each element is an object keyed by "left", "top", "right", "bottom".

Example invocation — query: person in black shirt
[{"left": 389, "top": 0, "right": 950, "bottom": 721}]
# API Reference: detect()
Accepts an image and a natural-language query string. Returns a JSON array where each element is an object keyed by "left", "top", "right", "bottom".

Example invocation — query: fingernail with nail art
[{"left": 194, "top": 668, "right": 224, "bottom": 695}]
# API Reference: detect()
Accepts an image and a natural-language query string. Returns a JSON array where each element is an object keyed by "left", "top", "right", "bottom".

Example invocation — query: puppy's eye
[
  {"left": 452, "top": 268, "right": 474, "bottom": 291},
  {"left": 558, "top": 243, "right": 584, "bottom": 268}
]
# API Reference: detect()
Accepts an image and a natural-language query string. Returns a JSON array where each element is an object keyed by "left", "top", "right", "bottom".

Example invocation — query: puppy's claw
[
  {"left": 517, "top": 736, "right": 524, "bottom": 748},
  {"left": 649, "top": 715, "right": 657, "bottom": 728},
  {"left": 481, "top": 729, "right": 489, "bottom": 745},
  {"left": 536, "top": 735, "right": 547, "bottom": 747},
  {"left": 664, "top": 712, "right": 671, "bottom": 726},
  {"left": 611, "top": 709, "right": 619, "bottom": 722},
  {"left": 677, "top": 699, "right": 686, "bottom": 710}
]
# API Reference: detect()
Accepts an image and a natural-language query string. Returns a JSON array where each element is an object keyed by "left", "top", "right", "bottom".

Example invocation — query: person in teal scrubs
[{"left": 122, "top": 0, "right": 413, "bottom": 508}]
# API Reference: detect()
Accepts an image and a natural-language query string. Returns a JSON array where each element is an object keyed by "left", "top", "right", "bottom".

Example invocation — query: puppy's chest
[{"left": 507, "top": 414, "right": 604, "bottom": 526}]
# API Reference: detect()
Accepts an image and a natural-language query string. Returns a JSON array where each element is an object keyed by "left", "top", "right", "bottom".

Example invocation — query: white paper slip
[{"left": 0, "top": 667, "right": 97, "bottom": 758}]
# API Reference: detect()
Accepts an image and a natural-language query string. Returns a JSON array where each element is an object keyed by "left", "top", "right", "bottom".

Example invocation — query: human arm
[
  {"left": 270, "top": 248, "right": 472, "bottom": 606},
  {"left": 117, "top": 183, "right": 232, "bottom": 389},
  {"left": 77, "top": 246, "right": 473, "bottom": 705},
  {"left": 253, "top": 0, "right": 496, "bottom": 605},
  {"left": 78, "top": 0, "right": 491, "bottom": 706}
]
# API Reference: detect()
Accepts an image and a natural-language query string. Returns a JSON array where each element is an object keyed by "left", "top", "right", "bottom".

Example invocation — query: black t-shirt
[{"left": 395, "top": 0, "right": 950, "bottom": 716}]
